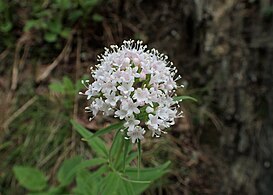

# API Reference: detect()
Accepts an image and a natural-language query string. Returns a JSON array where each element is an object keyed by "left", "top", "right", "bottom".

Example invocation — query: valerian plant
[
  {"left": 81, "top": 40, "right": 185, "bottom": 141},
  {"left": 13, "top": 40, "right": 196, "bottom": 194}
]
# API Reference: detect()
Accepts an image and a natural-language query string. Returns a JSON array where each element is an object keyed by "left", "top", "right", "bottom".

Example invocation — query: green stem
[{"left": 137, "top": 140, "right": 141, "bottom": 179}]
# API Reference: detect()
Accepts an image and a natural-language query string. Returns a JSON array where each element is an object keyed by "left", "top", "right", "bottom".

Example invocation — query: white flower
[
  {"left": 120, "top": 69, "right": 135, "bottom": 83},
  {"left": 115, "top": 109, "right": 128, "bottom": 119},
  {"left": 84, "top": 85, "right": 93, "bottom": 100},
  {"left": 117, "top": 81, "right": 134, "bottom": 95},
  {"left": 105, "top": 92, "right": 120, "bottom": 107},
  {"left": 81, "top": 40, "right": 182, "bottom": 143},
  {"left": 124, "top": 116, "right": 140, "bottom": 131},
  {"left": 133, "top": 88, "right": 150, "bottom": 104},
  {"left": 127, "top": 126, "right": 145, "bottom": 143},
  {"left": 146, "top": 114, "right": 163, "bottom": 131},
  {"left": 102, "top": 80, "right": 117, "bottom": 95},
  {"left": 121, "top": 98, "right": 140, "bottom": 115}
]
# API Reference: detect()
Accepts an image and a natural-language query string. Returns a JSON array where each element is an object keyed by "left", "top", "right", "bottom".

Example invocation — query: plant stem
[{"left": 137, "top": 140, "right": 141, "bottom": 179}]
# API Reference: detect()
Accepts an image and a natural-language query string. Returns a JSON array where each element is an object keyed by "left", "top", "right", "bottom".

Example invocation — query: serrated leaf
[
  {"left": 13, "top": 166, "right": 47, "bottom": 191},
  {"left": 173, "top": 95, "right": 198, "bottom": 102},
  {"left": 70, "top": 119, "right": 108, "bottom": 157}
]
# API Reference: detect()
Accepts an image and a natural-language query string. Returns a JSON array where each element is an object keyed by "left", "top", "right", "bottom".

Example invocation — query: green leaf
[
  {"left": 126, "top": 161, "right": 170, "bottom": 180},
  {"left": 49, "top": 82, "right": 64, "bottom": 93},
  {"left": 0, "top": 1, "right": 7, "bottom": 12},
  {"left": 57, "top": 156, "right": 82, "bottom": 186},
  {"left": 29, "top": 186, "right": 65, "bottom": 195},
  {"left": 28, "top": 192, "right": 52, "bottom": 195},
  {"left": 109, "top": 130, "right": 124, "bottom": 169},
  {"left": 137, "top": 141, "right": 141, "bottom": 179},
  {"left": 78, "top": 158, "right": 107, "bottom": 170},
  {"left": 70, "top": 119, "right": 108, "bottom": 157},
  {"left": 60, "top": 28, "right": 71, "bottom": 39},
  {"left": 87, "top": 122, "right": 124, "bottom": 140},
  {"left": 74, "top": 170, "right": 97, "bottom": 195},
  {"left": 80, "top": 0, "right": 99, "bottom": 8},
  {"left": 62, "top": 76, "right": 74, "bottom": 93},
  {"left": 47, "top": 186, "right": 64, "bottom": 194},
  {"left": 100, "top": 172, "right": 121, "bottom": 195},
  {"left": 74, "top": 165, "right": 108, "bottom": 195},
  {"left": 92, "top": 13, "right": 103, "bottom": 22},
  {"left": 76, "top": 75, "right": 89, "bottom": 91},
  {"left": 126, "top": 151, "right": 138, "bottom": 165},
  {"left": 44, "top": 32, "right": 57, "bottom": 42},
  {"left": 118, "top": 180, "right": 135, "bottom": 195},
  {"left": 68, "top": 10, "right": 83, "bottom": 22},
  {"left": 56, "top": 0, "right": 71, "bottom": 10},
  {"left": 13, "top": 166, "right": 47, "bottom": 191},
  {"left": 123, "top": 138, "right": 131, "bottom": 171},
  {"left": 125, "top": 161, "right": 171, "bottom": 194},
  {"left": 48, "top": 20, "right": 62, "bottom": 34},
  {"left": 0, "top": 22, "right": 12, "bottom": 32},
  {"left": 173, "top": 95, "right": 198, "bottom": 102},
  {"left": 57, "top": 157, "right": 106, "bottom": 189},
  {"left": 24, "top": 20, "right": 39, "bottom": 31}
]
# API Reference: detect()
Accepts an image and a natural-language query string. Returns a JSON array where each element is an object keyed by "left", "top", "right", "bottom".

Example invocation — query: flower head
[{"left": 82, "top": 40, "right": 182, "bottom": 143}]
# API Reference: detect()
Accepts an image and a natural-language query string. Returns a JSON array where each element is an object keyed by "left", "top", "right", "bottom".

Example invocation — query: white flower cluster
[{"left": 82, "top": 40, "right": 182, "bottom": 143}]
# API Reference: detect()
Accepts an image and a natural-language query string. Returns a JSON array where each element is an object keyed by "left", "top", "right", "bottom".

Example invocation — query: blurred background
[{"left": 0, "top": 0, "right": 273, "bottom": 194}]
